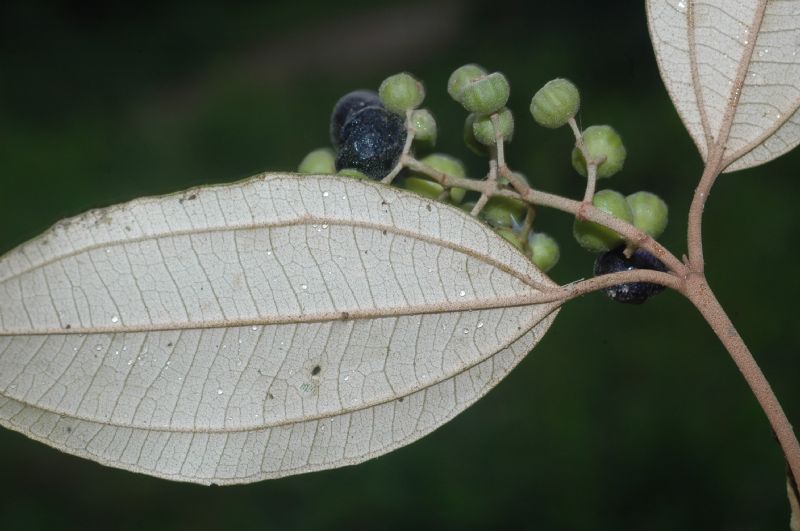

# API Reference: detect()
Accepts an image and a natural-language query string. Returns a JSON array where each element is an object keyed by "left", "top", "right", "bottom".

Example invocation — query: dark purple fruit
[
  {"left": 335, "top": 106, "right": 406, "bottom": 180},
  {"left": 330, "top": 90, "right": 383, "bottom": 148},
  {"left": 593, "top": 246, "right": 668, "bottom": 304}
]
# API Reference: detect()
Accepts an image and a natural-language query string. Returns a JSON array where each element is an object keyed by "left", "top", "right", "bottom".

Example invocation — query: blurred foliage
[{"left": 1, "top": 1, "right": 799, "bottom": 530}]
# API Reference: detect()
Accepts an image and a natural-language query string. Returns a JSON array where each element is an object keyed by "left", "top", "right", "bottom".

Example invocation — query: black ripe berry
[
  {"left": 335, "top": 106, "right": 406, "bottom": 180},
  {"left": 330, "top": 90, "right": 383, "bottom": 149},
  {"left": 593, "top": 246, "right": 668, "bottom": 304}
]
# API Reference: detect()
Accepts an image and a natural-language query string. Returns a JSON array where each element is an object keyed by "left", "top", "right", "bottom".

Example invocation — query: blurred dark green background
[{"left": 1, "top": 1, "right": 798, "bottom": 530}]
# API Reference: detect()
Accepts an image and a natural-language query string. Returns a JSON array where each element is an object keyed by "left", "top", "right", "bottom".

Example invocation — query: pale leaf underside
[
  {"left": 648, "top": 0, "right": 800, "bottom": 172},
  {"left": 0, "top": 173, "right": 559, "bottom": 484}
]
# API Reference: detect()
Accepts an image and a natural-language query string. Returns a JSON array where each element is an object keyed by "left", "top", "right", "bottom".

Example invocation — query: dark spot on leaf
[
  {"left": 167, "top": 342, "right": 173, "bottom": 348},
  {"left": 382, "top": 230, "right": 387, "bottom": 235},
  {"left": 125, "top": 226, "right": 132, "bottom": 232},
  {"left": 426, "top": 204, "right": 431, "bottom": 212},
  {"left": 398, "top": 397, "right": 404, "bottom": 403},
  {"left": 267, "top": 392, "right": 274, "bottom": 400},
  {"left": 340, "top": 311, "right": 350, "bottom": 320},
  {"left": 188, "top": 194, "right": 197, "bottom": 201},
  {"left": 66, "top": 426, "right": 72, "bottom": 433},
  {"left": 64, "top": 324, "right": 71, "bottom": 330},
  {"left": 311, "top": 365, "right": 321, "bottom": 376}
]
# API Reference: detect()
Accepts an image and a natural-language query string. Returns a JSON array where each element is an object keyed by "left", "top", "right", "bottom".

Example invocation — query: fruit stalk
[
  {"left": 382, "top": 116, "right": 416, "bottom": 184},
  {"left": 403, "top": 155, "right": 686, "bottom": 274},
  {"left": 567, "top": 117, "right": 598, "bottom": 203}
]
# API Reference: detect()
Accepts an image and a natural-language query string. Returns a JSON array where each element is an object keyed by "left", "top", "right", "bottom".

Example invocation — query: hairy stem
[
  {"left": 504, "top": 183, "right": 686, "bottom": 275},
  {"left": 684, "top": 275, "right": 800, "bottom": 487},
  {"left": 402, "top": 156, "right": 686, "bottom": 275},
  {"left": 583, "top": 164, "right": 598, "bottom": 203},
  {"left": 686, "top": 152, "right": 722, "bottom": 272},
  {"left": 568, "top": 117, "right": 598, "bottom": 203},
  {"left": 509, "top": 269, "right": 684, "bottom": 305},
  {"left": 568, "top": 117, "right": 583, "bottom": 147},
  {"left": 492, "top": 113, "right": 508, "bottom": 169},
  {"left": 471, "top": 159, "right": 497, "bottom": 217},
  {"left": 559, "top": 268, "right": 682, "bottom": 301},
  {"left": 381, "top": 110, "right": 416, "bottom": 185}
]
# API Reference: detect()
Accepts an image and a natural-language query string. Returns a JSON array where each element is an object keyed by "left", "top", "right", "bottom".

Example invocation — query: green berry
[
  {"left": 528, "top": 232, "right": 560, "bottom": 272},
  {"left": 448, "top": 64, "right": 487, "bottom": 101},
  {"left": 571, "top": 125, "right": 626, "bottom": 178},
  {"left": 481, "top": 195, "right": 527, "bottom": 228},
  {"left": 402, "top": 177, "right": 466, "bottom": 204},
  {"left": 496, "top": 228, "right": 524, "bottom": 250},
  {"left": 403, "top": 177, "right": 444, "bottom": 200},
  {"left": 405, "top": 154, "right": 467, "bottom": 203},
  {"left": 530, "top": 78, "right": 580, "bottom": 128},
  {"left": 379, "top": 73, "right": 425, "bottom": 114},
  {"left": 337, "top": 168, "right": 369, "bottom": 180},
  {"left": 409, "top": 109, "right": 437, "bottom": 148},
  {"left": 459, "top": 72, "right": 510, "bottom": 114},
  {"left": 573, "top": 189, "right": 633, "bottom": 252},
  {"left": 464, "top": 114, "right": 489, "bottom": 156},
  {"left": 419, "top": 153, "right": 467, "bottom": 203},
  {"left": 420, "top": 153, "right": 466, "bottom": 178},
  {"left": 626, "top": 191, "right": 668, "bottom": 239},
  {"left": 472, "top": 108, "right": 514, "bottom": 145},
  {"left": 298, "top": 148, "right": 336, "bottom": 174}
]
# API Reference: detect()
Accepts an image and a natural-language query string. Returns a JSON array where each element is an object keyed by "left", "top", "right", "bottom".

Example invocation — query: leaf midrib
[
  {"left": 0, "top": 304, "right": 561, "bottom": 434},
  {"left": 0, "top": 217, "right": 556, "bottom": 335}
]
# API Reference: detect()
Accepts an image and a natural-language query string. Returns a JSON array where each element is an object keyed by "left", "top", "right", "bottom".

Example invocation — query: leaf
[
  {"left": 0, "top": 173, "right": 559, "bottom": 485},
  {"left": 647, "top": 0, "right": 800, "bottom": 172}
]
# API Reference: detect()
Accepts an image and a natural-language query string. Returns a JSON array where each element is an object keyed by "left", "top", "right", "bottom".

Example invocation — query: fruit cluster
[
  {"left": 573, "top": 188, "right": 669, "bottom": 305},
  {"left": 296, "top": 65, "right": 672, "bottom": 299},
  {"left": 529, "top": 77, "right": 670, "bottom": 304}
]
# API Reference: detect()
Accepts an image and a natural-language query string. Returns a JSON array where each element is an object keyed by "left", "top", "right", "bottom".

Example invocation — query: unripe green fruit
[
  {"left": 448, "top": 64, "right": 487, "bottom": 102},
  {"left": 402, "top": 177, "right": 466, "bottom": 204},
  {"left": 528, "top": 232, "right": 560, "bottom": 272},
  {"left": 464, "top": 114, "right": 489, "bottom": 156},
  {"left": 337, "top": 168, "right": 369, "bottom": 180},
  {"left": 403, "top": 177, "right": 443, "bottom": 200},
  {"left": 573, "top": 189, "right": 633, "bottom": 252},
  {"left": 420, "top": 153, "right": 466, "bottom": 178},
  {"left": 406, "top": 154, "right": 467, "bottom": 204},
  {"left": 298, "top": 148, "right": 336, "bottom": 174},
  {"left": 572, "top": 125, "right": 626, "bottom": 178},
  {"left": 472, "top": 108, "right": 514, "bottom": 145},
  {"left": 626, "top": 191, "right": 668, "bottom": 239},
  {"left": 379, "top": 72, "right": 425, "bottom": 114},
  {"left": 481, "top": 195, "right": 527, "bottom": 228},
  {"left": 496, "top": 228, "right": 524, "bottom": 250},
  {"left": 530, "top": 78, "right": 580, "bottom": 128},
  {"left": 409, "top": 109, "right": 437, "bottom": 147},
  {"left": 459, "top": 72, "right": 510, "bottom": 114}
]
